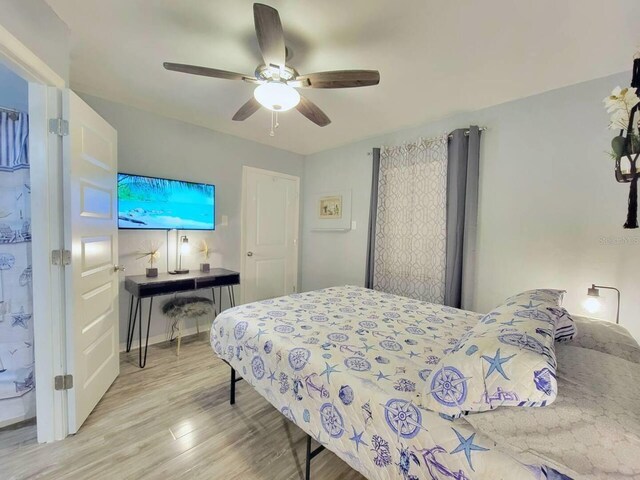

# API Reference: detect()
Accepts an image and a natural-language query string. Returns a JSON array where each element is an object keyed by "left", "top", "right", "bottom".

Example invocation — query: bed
[{"left": 211, "top": 285, "right": 640, "bottom": 480}]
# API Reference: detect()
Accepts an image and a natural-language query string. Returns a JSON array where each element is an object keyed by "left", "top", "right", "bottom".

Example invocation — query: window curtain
[
  {"left": 367, "top": 135, "right": 449, "bottom": 303},
  {"left": 444, "top": 126, "right": 480, "bottom": 309},
  {"left": 0, "top": 111, "right": 34, "bottom": 426},
  {"left": 366, "top": 126, "right": 481, "bottom": 308}
]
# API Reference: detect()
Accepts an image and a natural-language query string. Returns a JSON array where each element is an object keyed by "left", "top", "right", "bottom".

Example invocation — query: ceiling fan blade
[
  {"left": 164, "top": 62, "right": 253, "bottom": 81},
  {"left": 253, "top": 3, "right": 286, "bottom": 68},
  {"left": 296, "top": 95, "right": 331, "bottom": 127},
  {"left": 232, "top": 97, "right": 261, "bottom": 121},
  {"left": 294, "top": 70, "right": 380, "bottom": 89}
]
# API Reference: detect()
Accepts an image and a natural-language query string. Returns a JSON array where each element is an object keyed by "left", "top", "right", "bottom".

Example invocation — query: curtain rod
[
  {"left": 0, "top": 106, "right": 22, "bottom": 119},
  {"left": 368, "top": 127, "right": 488, "bottom": 155},
  {"left": 448, "top": 126, "right": 488, "bottom": 139}
]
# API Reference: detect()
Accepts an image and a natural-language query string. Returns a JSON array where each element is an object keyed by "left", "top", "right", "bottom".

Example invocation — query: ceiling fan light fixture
[{"left": 254, "top": 82, "right": 300, "bottom": 112}]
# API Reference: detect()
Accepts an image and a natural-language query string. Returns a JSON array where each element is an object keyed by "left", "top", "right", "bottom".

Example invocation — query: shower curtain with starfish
[{"left": 0, "top": 110, "right": 34, "bottom": 425}]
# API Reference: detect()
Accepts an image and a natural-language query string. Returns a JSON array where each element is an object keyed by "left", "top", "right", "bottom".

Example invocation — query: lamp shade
[
  {"left": 254, "top": 82, "right": 300, "bottom": 112},
  {"left": 180, "top": 236, "right": 190, "bottom": 255},
  {"left": 583, "top": 296, "right": 602, "bottom": 314}
]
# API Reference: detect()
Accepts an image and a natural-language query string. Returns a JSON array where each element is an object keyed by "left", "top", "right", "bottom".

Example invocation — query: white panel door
[
  {"left": 242, "top": 167, "right": 299, "bottom": 304},
  {"left": 63, "top": 91, "right": 119, "bottom": 433}
]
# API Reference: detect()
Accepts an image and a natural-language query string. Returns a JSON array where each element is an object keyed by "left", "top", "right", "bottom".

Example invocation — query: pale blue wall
[
  {"left": 0, "top": 63, "right": 28, "bottom": 112},
  {"left": 302, "top": 71, "right": 640, "bottom": 341},
  {"left": 79, "top": 93, "right": 305, "bottom": 346}
]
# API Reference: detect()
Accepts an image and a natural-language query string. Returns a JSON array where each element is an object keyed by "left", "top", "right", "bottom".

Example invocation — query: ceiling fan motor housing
[{"left": 255, "top": 64, "right": 298, "bottom": 83}]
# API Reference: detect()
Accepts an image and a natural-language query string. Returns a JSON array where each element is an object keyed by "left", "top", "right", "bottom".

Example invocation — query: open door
[{"left": 63, "top": 91, "right": 119, "bottom": 433}]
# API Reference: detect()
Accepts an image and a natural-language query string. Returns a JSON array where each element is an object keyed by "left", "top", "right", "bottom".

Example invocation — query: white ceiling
[{"left": 46, "top": 0, "right": 640, "bottom": 155}]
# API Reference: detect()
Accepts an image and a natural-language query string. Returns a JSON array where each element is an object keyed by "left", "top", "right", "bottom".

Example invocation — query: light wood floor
[{"left": 0, "top": 334, "right": 366, "bottom": 480}]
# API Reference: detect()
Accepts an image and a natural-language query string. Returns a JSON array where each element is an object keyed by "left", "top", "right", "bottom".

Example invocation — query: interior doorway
[
  {"left": 241, "top": 166, "right": 300, "bottom": 304},
  {"left": 0, "top": 24, "right": 67, "bottom": 444},
  {"left": 0, "top": 63, "right": 34, "bottom": 430}
]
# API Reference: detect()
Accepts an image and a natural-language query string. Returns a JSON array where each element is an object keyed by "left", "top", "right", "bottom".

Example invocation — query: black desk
[{"left": 124, "top": 268, "right": 240, "bottom": 367}]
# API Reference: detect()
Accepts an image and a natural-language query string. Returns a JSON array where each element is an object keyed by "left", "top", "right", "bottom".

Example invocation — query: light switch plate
[
  {"left": 220, "top": 215, "right": 229, "bottom": 226},
  {"left": 351, "top": 221, "right": 357, "bottom": 230}
]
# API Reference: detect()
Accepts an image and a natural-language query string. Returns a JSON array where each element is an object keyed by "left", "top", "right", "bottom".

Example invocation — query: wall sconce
[
  {"left": 586, "top": 284, "right": 621, "bottom": 324},
  {"left": 175, "top": 235, "right": 190, "bottom": 274}
]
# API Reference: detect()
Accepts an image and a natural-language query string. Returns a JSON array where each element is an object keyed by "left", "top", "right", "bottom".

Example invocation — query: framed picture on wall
[
  {"left": 311, "top": 190, "right": 351, "bottom": 231},
  {"left": 318, "top": 195, "right": 342, "bottom": 219}
]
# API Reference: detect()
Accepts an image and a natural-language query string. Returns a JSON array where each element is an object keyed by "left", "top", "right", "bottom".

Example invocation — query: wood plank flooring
[{"left": 0, "top": 334, "right": 366, "bottom": 480}]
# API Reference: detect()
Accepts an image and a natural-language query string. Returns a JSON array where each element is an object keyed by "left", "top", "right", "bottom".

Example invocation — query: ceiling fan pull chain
[
  {"left": 270, "top": 110, "right": 275, "bottom": 137},
  {"left": 275, "top": 111, "right": 280, "bottom": 130}
]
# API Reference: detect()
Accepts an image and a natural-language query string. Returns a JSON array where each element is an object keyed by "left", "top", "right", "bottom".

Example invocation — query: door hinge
[
  {"left": 48, "top": 118, "right": 69, "bottom": 136},
  {"left": 51, "top": 249, "right": 71, "bottom": 266},
  {"left": 54, "top": 374, "right": 74, "bottom": 391}
]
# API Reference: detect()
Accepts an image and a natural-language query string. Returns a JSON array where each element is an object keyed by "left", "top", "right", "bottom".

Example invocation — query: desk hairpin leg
[
  {"left": 305, "top": 435, "right": 325, "bottom": 480},
  {"left": 138, "top": 297, "right": 153, "bottom": 368},
  {"left": 217, "top": 285, "right": 237, "bottom": 313},
  {"left": 126, "top": 295, "right": 140, "bottom": 353},
  {"left": 228, "top": 285, "right": 236, "bottom": 308}
]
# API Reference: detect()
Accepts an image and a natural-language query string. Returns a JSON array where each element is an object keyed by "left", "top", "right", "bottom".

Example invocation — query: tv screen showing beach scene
[{"left": 118, "top": 173, "right": 215, "bottom": 230}]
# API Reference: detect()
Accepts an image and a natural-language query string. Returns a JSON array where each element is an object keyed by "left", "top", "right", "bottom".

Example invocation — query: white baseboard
[
  {"left": 0, "top": 413, "right": 31, "bottom": 429},
  {"left": 119, "top": 325, "right": 206, "bottom": 353},
  {"left": 0, "top": 391, "right": 36, "bottom": 429}
]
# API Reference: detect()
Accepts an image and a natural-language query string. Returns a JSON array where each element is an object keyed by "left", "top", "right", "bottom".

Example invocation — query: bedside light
[
  {"left": 586, "top": 284, "right": 621, "bottom": 324},
  {"left": 180, "top": 236, "right": 190, "bottom": 255},
  {"left": 175, "top": 235, "right": 190, "bottom": 274}
]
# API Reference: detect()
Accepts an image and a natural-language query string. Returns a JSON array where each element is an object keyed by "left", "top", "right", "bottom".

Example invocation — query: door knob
[
  {"left": 247, "top": 251, "right": 254, "bottom": 257},
  {"left": 114, "top": 264, "right": 126, "bottom": 272}
]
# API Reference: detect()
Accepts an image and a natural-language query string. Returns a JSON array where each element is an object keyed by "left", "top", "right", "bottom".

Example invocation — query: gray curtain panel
[
  {"left": 444, "top": 126, "right": 481, "bottom": 309},
  {"left": 365, "top": 147, "right": 381, "bottom": 288}
]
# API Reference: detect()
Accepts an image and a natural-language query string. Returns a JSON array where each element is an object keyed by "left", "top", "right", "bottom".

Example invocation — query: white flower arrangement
[
  {"left": 605, "top": 85, "right": 640, "bottom": 160},
  {"left": 604, "top": 86, "right": 640, "bottom": 131}
]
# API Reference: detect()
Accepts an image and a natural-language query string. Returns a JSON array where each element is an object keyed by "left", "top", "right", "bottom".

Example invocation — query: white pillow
[{"left": 421, "top": 290, "right": 560, "bottom": 415}]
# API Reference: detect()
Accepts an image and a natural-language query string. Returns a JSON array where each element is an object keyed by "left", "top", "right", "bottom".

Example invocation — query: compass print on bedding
[
  {"left": 359, "top": 320, "right": 377, "bottom": 329},
  {"left": 327, "top": 332, "right": 349, "bottom": 342},
  {"left": 274, "top": 324, "right": 295, "bottom": 334},
  {"left": 344, "top": 356, "right": 371, "bottom": 372},
  {"left": 380, "top": 339, "right": 402, "bottom": 351},
  {"left": 382, "top": 398, "right": 423, "bottom": 439},
  {"left": 234, "top": 321, "right": 248, "bottom": 340},
  {"left": 405, "top": 326, "right": 426, "bottom": 335},
  {"left": 498, "top": 333, "right": 545, "bottom": 355},
  {"left": 319, "top": 403, "right": 345, "bottom": 438},
  {"left": 288, "top": 347, "right": 311, "bottom": 371},
  {"left": 251, "top": 356, "right": 265, "bottom": 380},
  {"left": 429, "top": 366, "right": 469, "bottom": 407}
]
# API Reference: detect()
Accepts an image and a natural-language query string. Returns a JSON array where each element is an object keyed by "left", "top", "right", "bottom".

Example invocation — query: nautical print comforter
[{"left": 211, "top": 286, "right": 556, "bottom": 479}]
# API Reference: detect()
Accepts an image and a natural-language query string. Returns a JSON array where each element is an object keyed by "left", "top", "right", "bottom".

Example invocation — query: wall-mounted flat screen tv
[{"left": 118, "top": 173, "right": 215, "bottom": 230}]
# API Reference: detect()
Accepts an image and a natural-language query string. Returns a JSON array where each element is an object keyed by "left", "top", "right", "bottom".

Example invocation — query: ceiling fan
[{"left": 163, "top": 3, "right": 380, "bottom": 129}]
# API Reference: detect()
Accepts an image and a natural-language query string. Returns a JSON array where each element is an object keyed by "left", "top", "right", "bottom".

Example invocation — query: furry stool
[{"left": 162, "top": 296, "right": 214, "bottom": 356}]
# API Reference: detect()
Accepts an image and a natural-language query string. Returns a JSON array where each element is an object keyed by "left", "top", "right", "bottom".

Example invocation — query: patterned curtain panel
[
  {"left": 373, "top": 135, "right": 448, "bottom": 303},
  {"left": 0, "top": 111, "right": 34, "bottom": 425}
]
